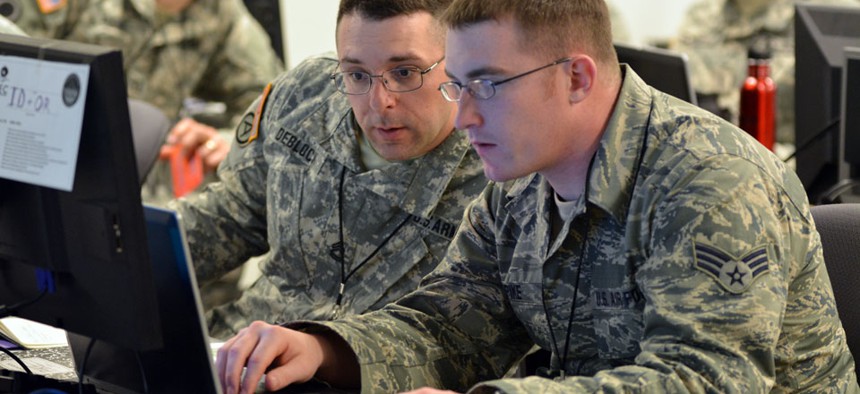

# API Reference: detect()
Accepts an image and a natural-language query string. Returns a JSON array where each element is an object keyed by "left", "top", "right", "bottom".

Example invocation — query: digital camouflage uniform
[
  {"left": 308, "top": 66, "right": 858, "bottom": 393},
  {"left": 6, "top": 0, "right": 284, "bottom": 204},
  {"left": 6, "top": 0, "right": 282, "bottom": 124},
  {"left": 170, "top": 54, "right": 488, "bottom": 339},
  {"left": 673, "top": 0, "right": 860, "bottom": 144}
]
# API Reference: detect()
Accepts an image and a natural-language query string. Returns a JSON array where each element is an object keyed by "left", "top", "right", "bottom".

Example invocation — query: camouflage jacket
[
  {"left": 8, "top": 0, "right": 282, "bottom": 124},
  {"left": 315, "top": 66, "right": 858, "bottom": 393},
  {"left": 673, "top": 0, "right": 860, "bottom": 143},
  {"left": 171, "top": 55, "right": 488, "bottom": 339}
]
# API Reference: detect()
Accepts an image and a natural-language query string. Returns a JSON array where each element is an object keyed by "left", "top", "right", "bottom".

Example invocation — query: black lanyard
[
  {"left": 537, "top": 111, "right": 652, "bottom": 378},
  {"left": 538, "top": 216, "right": 587, "bottom": 380},
  {"left": 330, "top": 168, "right": 411, "bottom": 318}
]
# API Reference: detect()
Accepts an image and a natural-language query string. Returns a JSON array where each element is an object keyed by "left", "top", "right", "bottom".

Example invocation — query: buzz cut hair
[
  {"left": 336, "top": 0, "right": 453, "bottom": 44},
  {"left": 441, "top": 0, "right": 618, "bottom": 65},
  {"left": 337, "top": 0, "right": 453, "bottom": 23}
]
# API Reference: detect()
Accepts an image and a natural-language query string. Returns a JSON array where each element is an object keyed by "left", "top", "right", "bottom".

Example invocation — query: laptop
[
  {"left": 614, "top": 43, "right": 698, "bottom": 106},
  {"left": 68, "top": 206, "right": 222, "bottom": 394}
]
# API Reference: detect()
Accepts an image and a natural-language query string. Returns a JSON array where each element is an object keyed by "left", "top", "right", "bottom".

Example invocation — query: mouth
[
  {"left": 470, "top": 140, "right": 497, "bottom": 156},
  {"left": 376, "top": 126, "right": 406, "bottom": 134}
]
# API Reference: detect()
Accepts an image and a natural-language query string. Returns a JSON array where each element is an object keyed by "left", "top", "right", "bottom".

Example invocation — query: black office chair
[
  {"left": 128, "top": 98, "right": 171, "bottom": 184},
  {"left": 810, "top": 203, "right": 860, "bottom": 361}
]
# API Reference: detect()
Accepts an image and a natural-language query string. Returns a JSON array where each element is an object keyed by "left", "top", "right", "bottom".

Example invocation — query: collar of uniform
[
  {"left": 349, "top": 129, "right": 471, "bottom": 218},
  {"left": 504, "top": 65, "right": 651, "bottom": 226}
]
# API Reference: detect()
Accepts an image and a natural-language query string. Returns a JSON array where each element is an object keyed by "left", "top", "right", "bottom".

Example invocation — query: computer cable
[
  {"left": 0, "top": 288, "right": 47, "bottom": 319},
  {"left": 782, "top": 118, "right": 839, "bottom": 163},
  {"left": 133, "top": 350, "right": 150, "bottom": 394},
  {"left": 0, "top": 346, "right": 32, "bottom": 375},
  {"left": 817, "top": 178, "right": 860, "bottom": 205},
  {"left": 76, "top": 338, "right": 95, "bottom": 394}
]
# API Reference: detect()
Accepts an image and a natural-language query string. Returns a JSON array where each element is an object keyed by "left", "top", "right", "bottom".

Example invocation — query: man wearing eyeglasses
[
  {"left": 215, "top": 0, "right": 857, "bottom": 393},
  {"left": 168, "top": 0, "right": 487, "bottom": 339}
]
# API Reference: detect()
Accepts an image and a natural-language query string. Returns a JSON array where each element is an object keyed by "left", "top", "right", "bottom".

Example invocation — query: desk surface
[
  {"left": 1, "top": 345, "right": 355, "bottom": 393},
  {"left": 0, "top": 345, "right": 77, "bottom": 382}
]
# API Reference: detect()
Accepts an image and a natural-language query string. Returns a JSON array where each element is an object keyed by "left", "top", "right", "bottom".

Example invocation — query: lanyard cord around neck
[
  {"left": 539, "top": 115, "right": 652, "bottom": 378},
  {"left": 539, "top": 217, "right": 587, "bottom": 380},
  {"left": 332, "top": 168, "right": 411, "bottom": 318}
]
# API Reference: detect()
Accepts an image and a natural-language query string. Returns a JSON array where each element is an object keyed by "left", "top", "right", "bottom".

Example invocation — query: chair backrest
[
  {"left": 128, "top": 98, "right": 171, "bottom": 184},
  {"left": 810, "top": 203, "right": 860, "bottom": 360}
]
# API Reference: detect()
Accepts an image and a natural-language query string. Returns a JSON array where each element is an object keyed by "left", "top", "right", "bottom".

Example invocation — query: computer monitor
[
  {"left": 0, "top": 34, "right": 162, "bottom": 351},
  {"left": 838, "top": 47, "right": 860, "bottom": 186},
  {"left": 794, "top": 3, "right": 860, "bottom": 202},
  {"left": 614, "top": 43, "right": 698, "bottom": 106},
  {"left": 68, "top": 206, "right": 221, "bottom": 394}
]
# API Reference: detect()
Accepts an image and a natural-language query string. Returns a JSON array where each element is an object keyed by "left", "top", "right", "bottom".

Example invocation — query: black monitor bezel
[{"left": 0, "top": 34, "right": 162, "bottom": 351}]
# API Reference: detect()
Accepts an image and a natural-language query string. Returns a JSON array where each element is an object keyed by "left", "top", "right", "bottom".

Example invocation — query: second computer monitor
[{"left": 614, "top": 43, "right": 698, "bottom": 106}]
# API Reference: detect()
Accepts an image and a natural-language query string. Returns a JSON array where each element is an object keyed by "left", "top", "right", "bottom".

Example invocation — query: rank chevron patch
[{"left": 693, "top": 242, "right": 771, "bottom": 294}]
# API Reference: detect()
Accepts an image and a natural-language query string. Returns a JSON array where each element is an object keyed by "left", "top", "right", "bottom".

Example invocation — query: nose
[
  {"left": 454, "top": 92, "right": 483, "bottom": 132},
  {"left": 367, "top": 77, "right": 395, "bottom": 112}
]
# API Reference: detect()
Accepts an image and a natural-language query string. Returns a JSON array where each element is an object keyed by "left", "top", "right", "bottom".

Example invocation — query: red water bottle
[{"left": 739, "top": 47, "right": 776, "bottom": 150}]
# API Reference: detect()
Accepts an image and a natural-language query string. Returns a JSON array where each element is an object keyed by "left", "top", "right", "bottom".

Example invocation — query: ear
[{"left": 566, "top": 56, "right": 597, "bottom": 104}]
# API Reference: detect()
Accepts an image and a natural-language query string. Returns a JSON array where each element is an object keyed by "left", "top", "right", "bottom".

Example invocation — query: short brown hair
[
  {"left": 336, "top": 0, "right": 453, "bottom": 45},
  {"left": 337, "top": 0, "right": 453, "bottom": 23},
  {"left": 441, "top": 0, "right": 617, "bottom": 65}
]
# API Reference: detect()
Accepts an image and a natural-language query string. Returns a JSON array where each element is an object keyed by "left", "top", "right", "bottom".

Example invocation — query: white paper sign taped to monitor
[{"left": 0, "top": 55, "right": 90, "bottom": 191}]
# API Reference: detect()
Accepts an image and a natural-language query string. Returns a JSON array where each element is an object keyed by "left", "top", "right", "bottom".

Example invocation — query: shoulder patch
[
  {"left": 693, "top": 242, "right": 771, "bottom": 294},
  {"left": 236, "top": 82, "right": 272, "bottom": 146},
  {"left": 37, "top": 0, "right": 66, "bottom": 14}
]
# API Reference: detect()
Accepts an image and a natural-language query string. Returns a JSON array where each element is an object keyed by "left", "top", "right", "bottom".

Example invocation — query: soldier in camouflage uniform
[
  {"left": 672, "top": 0, "right": 860, "bottom": 144},
  {"left": 3, "top": 0, "right": 283, "bottom": 202},
  {"left": 214, "top": 1, "right": 858, "bottom": 393},
  {"left": 5, "top": 0, "right": 281, "bottom": 126},
  {"left": 169, "top": 0, "right": 487, "bottom": 339}
]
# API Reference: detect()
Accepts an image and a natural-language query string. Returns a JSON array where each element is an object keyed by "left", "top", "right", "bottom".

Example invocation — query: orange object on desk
[{"left": 162, "top": 145, "right": 203, "bottom": 198}]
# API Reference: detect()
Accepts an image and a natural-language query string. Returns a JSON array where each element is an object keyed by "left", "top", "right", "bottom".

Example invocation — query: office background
[{"left": 278, "top": 0, "right": 700, "bottom": 69}]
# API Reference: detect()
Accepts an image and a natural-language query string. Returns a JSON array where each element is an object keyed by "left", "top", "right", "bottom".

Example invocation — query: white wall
[
  {"left": 279, "top": 0, "right": 702, "bottom": 68},
  {"left": 280, "top": 0, "right": 339, "bottom": 69},
  {"left": 610, "top": 0, "right": 700, "bottom": 46}
]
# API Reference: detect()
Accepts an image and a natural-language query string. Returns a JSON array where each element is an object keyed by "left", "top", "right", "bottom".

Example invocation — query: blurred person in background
[
  {"left": 672, "top": 0, "right": 860, "bottom": 145},
  {"left": 4, "top": 0, "right": 283, "bottom": 203}
]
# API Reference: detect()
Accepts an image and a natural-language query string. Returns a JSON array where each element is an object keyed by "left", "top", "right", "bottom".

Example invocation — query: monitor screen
[
  {"left": 614, "top": 43, "right": 698, "bottom": 106},
  {"left": 69, "top": 206, "right": 220, "bottom": 394},
  {"left": 794, "top": 3, "right": 860, "bottom": 202},
  {"left": 0, "top": 34, "right": 162, "bottom": 351},
  {"left": 841, "top": 47, "right": 860, "bottom": 174}
]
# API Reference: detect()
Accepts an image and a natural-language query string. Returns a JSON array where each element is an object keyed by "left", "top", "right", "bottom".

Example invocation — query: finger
[
  {"left": 215, "top": 333, "right": 240, "bottom": 386},
  {"left": 240, "top": 324, "right": 291, "bottom": 393},
  {"left": 219, "top": 329, "right": 261, "bottom": 394},
  {"left": 166, "top": 118, "right": 194, "bottom": 145},
  {"left": 202, "top": 143, "right": 229, "bottom": 173},
  {"left": 179, "top": 121, "right": 218, "bottom": 150},
  {"left": 261, "top": 330, "right": 323, "bottom": 391}
]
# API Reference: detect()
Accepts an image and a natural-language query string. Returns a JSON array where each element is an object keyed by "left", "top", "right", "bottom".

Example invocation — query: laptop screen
[{"left": 69, "top": 206, "right": 221, "bottom": 394}]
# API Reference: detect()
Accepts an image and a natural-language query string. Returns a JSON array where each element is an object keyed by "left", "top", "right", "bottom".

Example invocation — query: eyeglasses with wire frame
[
  {"left": 331, "top": 57, "right": 445, "bottom": 95},
  {"left": 439, "top": 57, "right": 572, "bottom": 102}
]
